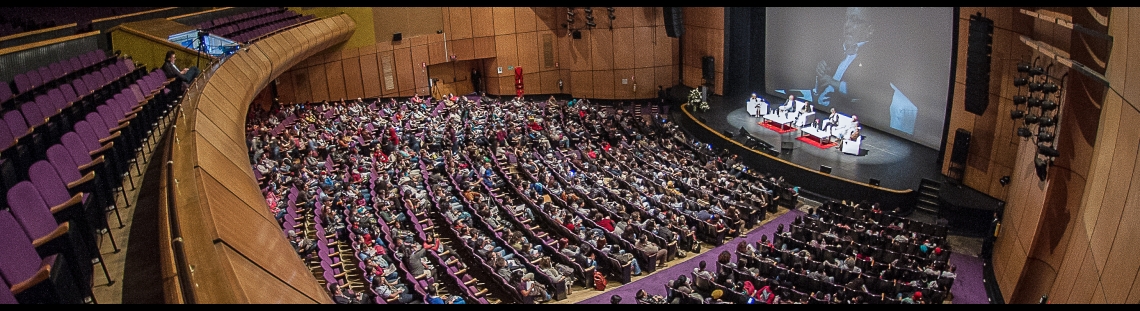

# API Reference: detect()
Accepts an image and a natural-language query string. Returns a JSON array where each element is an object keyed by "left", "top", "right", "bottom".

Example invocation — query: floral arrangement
[{"left": 689, "top": 89, "right": 708, "bottom": 112}]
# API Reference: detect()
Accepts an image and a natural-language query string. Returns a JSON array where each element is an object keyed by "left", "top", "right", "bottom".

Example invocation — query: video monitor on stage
[
  {"left": 168, "top": 30, "right": 239, "bottom": 58},
  {"left": 764, "top": 7, "right": 954, "bottom": 149}
]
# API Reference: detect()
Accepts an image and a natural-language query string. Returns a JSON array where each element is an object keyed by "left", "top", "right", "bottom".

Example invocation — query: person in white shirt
[{"left": 772, "top": 95, "right": 796, "bottom": 115}]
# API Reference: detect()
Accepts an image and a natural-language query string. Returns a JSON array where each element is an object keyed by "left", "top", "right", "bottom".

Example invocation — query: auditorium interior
[{"left": 0, "top": 6, "right": 1138, "bottom": 304}]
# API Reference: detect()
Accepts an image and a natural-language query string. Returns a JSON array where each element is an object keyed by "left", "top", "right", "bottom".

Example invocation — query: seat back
[
  {"left": 47, "top": 144, "right": 83, "bottom": 184},
  {"left": 5, "top": 181, "right": 61, "bottom": 244},
  {"left": 59, "top": 132, "right": 94, "bottom": 168},
  {"left": 27, "top": 161, "right": 75, "bottom": 209},
  {"left": 0, "top": 210, "right": 45, "bottom": 289}
]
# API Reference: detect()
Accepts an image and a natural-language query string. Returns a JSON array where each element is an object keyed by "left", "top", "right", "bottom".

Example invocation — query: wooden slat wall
[
  {"left": 166, "top": 13, "right": 355, "bottom": 304},
  {"left": 275, "top": 7, "right": 677, "bottom": 102}
]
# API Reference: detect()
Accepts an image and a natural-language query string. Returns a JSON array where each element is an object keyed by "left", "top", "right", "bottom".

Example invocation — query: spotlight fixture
[
  {"left": 1038, "top": 144, "right": 1060, "bottom": 157},
  {"left": 587, "top": 21, "right": 596, "bottom": 28},
  {"left": 1028, "top": 82, "right": 1044, "bottom": 92},
  {"left": 1010, "top": 109, "right": 1024, "bottom": 120},
  {"left": 1040, "top": 100, "right": 1057, "bottom": 111},
  {"left": 1013, "top": 95, "right": 1027, "bottom": 105},
  {"left": 1024, "top": 113, "right": 1039, "bottom": 124},
  {"left": 1029, "top": 66, "right": 1045, "bottom": 76},
  {"left": 1035, "top": 157, "right": 1049, "bottom": 181},
  {"left": 1013, "top": 77, "right": 1029, "bottom": 87},
  {"left": 999, "top": 175, "right": 1011, "bottom": 186},
  {"left": 1017, "top": 127, "right": 1033, "bottom": 138},
  {"left": 584, "top": 8, "right": 592, "bottom": 14},
  {"left": 1037, "top": 131, "right": 1054, "bottom": 143},
  {"left": 1016, "top": 63, "right": 1031, "bottom": 73},
  {"left": 608, "top": 7, "right": 616, "bottom": 20},
  {"left": 1027, "top": 97, "right": 1042, "bottom": 108},
  {"left": 1037, "top": 116, "right": 1055, "bottom": 127},
  {"left": 1042, "top": 82, "right": 1059, "bottom": 94}
]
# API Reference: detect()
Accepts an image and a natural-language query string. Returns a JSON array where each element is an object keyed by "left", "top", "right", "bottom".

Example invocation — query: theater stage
[{"left": 688, "top": 94, "right": 943, "bottom": 192}]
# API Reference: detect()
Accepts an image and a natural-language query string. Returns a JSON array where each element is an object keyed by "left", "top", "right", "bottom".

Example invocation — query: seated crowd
[{"left": 247, "top": 93, "right": 805, "bottom": 304}]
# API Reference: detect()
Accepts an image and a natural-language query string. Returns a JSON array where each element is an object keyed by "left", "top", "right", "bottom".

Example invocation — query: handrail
[
  {"left": 680, "top": 103, "right": 911, "bottom": 194},
  {"left": 0, "top": 30, "right": 100, "bottom": 56},
  {"left": 0, "top": 23, "right": 78, "bottom": 43},
  {"left": 91, "top": 7, "right": 179, "bottom": 23},
  {"left": 166, "top": 7, "right": 233, "bottom": 21},
  {"left": 160, "top": 13, "right": 355, "bottom": 303},
  {"left": 107, "top": 24, "right": 213, "bottom": 61}
]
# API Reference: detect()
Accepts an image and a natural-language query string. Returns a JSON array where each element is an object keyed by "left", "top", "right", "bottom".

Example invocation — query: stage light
[
  {"left": 1024, "top": 113, "right": 1039, "bottom": 124},
  {"left": 1029, "top": 66, "right": 1045, "bottom": 76},
  {"left": 1017, "top": 63, "right": 1031, "bottom": 73},
  {"left": 1038, "top": 144, "right": 1059, "bottom": 157},
  {"left": 1035, "top": 157, "right": 1049, "bottom": 181},
  {"left": 587, "top": 21, "right": 596, "bottom": 28},
  {"left": 1042, "top": 82, "right": 1059, "bottom": 94},
  {"left": 1027, "top": 97, "right": 1042, "bottom": 108},
  {"left": 1017, "top": 127, "right": 1033, "bottom": 138},
  {"left": 1013, "top": 77, "right": 1029, "bottom": 87},
  {"left": 1028, "top": 82, "right": 1044, "bottom": 92},
  {"left": 999, "top": 175, "right": 1011, "bottom": 186},
  {"left": 608, "top": 7, "right": 616, "bottom": 20},
  {"left": 1010, "top": 109, "right": 1024, "bottom": 120},
  {"left": 1038, "top": 116, "right": 1055, "bottom": 127},
  {"left": 1037, "top": 131, "right": 1054, "bottom": 143},
  {"left": 584, "top": 8, "right": 592, "bottom": 14},
  {"left": 1040, "top": 100, "right": 1057, "bottom": 111},
  {"left": 1013, "top": 95, "right": 1027, "bottom": 105}
]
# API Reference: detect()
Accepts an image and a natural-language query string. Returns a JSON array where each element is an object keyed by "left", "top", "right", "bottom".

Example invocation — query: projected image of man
[{"left": 812, "top": 7, "right": 874, "bottom": 108}]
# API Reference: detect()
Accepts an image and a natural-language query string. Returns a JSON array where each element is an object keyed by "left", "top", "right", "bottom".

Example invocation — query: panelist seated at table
[
  {"left": 821, "top": 108, "right": 841, "bottom": 130},
  {"left": 842, "top": 127, "right": 863, "bottom": 155},
  {"left": 771, "top": 95, "right": 798, "bottom": 115},
  {"left": 794, "top": 101, "right": 816, "bottom": 127},
  {"left": 747, "top": 93, "right": 769, "bottom": 117}
]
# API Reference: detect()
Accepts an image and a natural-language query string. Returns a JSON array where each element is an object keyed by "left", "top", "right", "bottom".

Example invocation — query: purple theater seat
[
  {"left": 25, "top": 70, "right": 43, "bottom": 91},
  {"left": 19, "top": 101, "right": 46, "bottom": 128},
  {"left": 59, "top": 132, "right": 101, "bottom": 172},
  {"left": 71, "top": 78, "right": 90, "bottom": 98},
  {"left": 34, "top": 94, "right": 56, "bottom": 119},
  {"left": 0, "top": 280, "right": 16, "bottom": 304},
  {"left": 68, "top": 57, "right": 83, "bottom": 74},
  {"left": 3, "top": 110, "right": 30, "bottom": 141},
  {"left": 37, "top": 67, "right": 53, "bottom": 85},
  {"left": 49, "top": 63, "right": 66, "bottom": 82},
  {"left": 0, "top": 210, "right": 60, "bottom": 300},
  {"left": 0, "top": 118, "right": 12, "bottom": 151},
  {"left": 28, "top": 160, "right": 89, "bottom": 211},
  {"left": 47, "top": 88, "right": 67, "bottom": 111},
  {"left": 14, "top": 72, "right": 33, "bottom": 94},
  {"left": 59, "top": 84, "right": 78, "bottom": 104},
  {"left": 5, "top": 181, "right": 70, "bottom": 249},
  {"left": 0, "top": 84, "right": 11, "bottom": 105}
]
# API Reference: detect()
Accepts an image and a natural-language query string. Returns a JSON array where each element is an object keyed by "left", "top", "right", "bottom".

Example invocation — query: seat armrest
[
  {"left": 66, "top": 171, "right": 96, "bottom": 191},
  {"left": 32, "top": 222, "right": 70, "bottom": 248},
  {"left": 50, "top": 193, "right": 83, "bottom": 215},
  {"left": 78, "top": 155, "right": 105, "bottom": 173},
  {"left": 98, "top": 131, "right": 122, "bottom": 145},
  {"left": 9, "top": 257, "right": 53, "bottom": 294}
]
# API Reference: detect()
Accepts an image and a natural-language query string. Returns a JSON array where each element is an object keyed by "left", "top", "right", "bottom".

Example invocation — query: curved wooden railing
[
  {"left": 676, "top": 103, "right": 917, "bottom": 211},
  {"left": 157, "top": 13, "right": 355, "bottom": 304}
]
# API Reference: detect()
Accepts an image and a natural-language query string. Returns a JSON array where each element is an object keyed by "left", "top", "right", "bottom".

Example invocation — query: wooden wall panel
[
  {"left": 494, "top": 34, "right": 518, "bottom": 75},
  {"left": 448, "top": 7, "right": 472, "bottom": 40},
  {"left": 572, "top": 71, "right": 592, "bottom": 98},
  {"left": 292, "top": 69, "right": 311, "bottom": 103},
  {"left": 539, "top": 70, "right": 558, "bottom": 95},
  {"left": 307, "top": 64, "right": 328, "bottom": 102},
  {"left": 471, "top": 7, "right": 495, "bottom": 38},
  {"left": 412, "top": 44, "right": 431, "bottom": 94},
  {"left": 452, "top": 38, "right": 475, "bottom": 61},
  {"left": 591, "top": 30, "right": 614, "bottom": 71},
  {"left": 325, "top": 60, "right": 346, "bottom": 101},
  {"left": 570, "top": 33, "right": 591, "bottom": 72},
  {"left": 516, "top": 31, "right": 539, "bottom": 74},
  {"left": 633, "top": 27, "right": 655, "bottom": 69},
  {"left": 514, "top": 7, "right": 536, "bottom": 33},
  {"left": 493, "top": 7, "right": 515, "bottom": 35},
  {"left": 613, "top": 69, "right": 634, "bottom": 99},
  {"left": 634, "top": 67, "right": 654, "bottom": 98},
  {"left": 428, "top": 41, "right": 446, "bottom": 65},
  {"left": 341, "top": 57, "right": 364, "bottom": 99},
  {"left": 654, "top": 27, "right": 673, "bottom": 70},
  {"left": 612, "top": 27, "right": 635, "bottom": 70},
  {"left": 593, "top": 70, "right": 614, "bottom": 99},
  {"left": 654, "top": 66, "right": 672, "bottom": 92},
  {"left": 360, "top": 51, "right": 382, "bottom": 98},
  {"left": 275, "top": 73, "right": 295, "bottom": 104},
  {"left": 394, "top": 47, "right": 414, "bottom": 94}
]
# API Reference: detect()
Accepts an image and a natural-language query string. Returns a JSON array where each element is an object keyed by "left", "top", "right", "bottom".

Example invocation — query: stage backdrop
[{"left": 765, "top": 7, "right": 954, "bottom": 149}]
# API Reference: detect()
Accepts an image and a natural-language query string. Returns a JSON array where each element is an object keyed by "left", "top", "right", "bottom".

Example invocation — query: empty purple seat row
[
  {"left": 9, "top": 49, "right": 112, "bottom": 100},
  {"left": 199, "top": 8, "right": 283, "bottom": 31}
]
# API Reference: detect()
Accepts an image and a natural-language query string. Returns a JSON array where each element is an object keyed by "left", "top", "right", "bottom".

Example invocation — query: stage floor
[{"left": 694, "top": 95, "right": 944, "bottom": 191}]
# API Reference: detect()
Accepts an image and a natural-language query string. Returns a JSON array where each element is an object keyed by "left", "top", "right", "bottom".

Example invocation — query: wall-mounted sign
[{"left": 497, "top": 67, "right": 503, "bottom": 74}]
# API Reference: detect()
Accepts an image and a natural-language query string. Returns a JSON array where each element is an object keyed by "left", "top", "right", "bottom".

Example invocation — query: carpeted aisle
[
  {"left": 578, "top": 210, "right": 804, "bottom": 304},
  {"left": 948, "top": 252, "right": 987, "bottom": 304}
]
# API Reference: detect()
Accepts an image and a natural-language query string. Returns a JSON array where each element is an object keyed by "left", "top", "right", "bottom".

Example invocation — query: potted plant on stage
[{"left": 689, "top": 89, "right": 708, "bottom": 112}]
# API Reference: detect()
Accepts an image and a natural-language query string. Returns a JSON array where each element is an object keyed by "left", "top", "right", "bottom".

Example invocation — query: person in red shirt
[{"left": 597, "top": 215, "right": 615, "bottom": 232}]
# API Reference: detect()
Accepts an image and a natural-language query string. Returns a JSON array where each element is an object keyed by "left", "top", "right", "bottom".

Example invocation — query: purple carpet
[
  {"left": 949, "top": 252, "right": 987, "bottom": 304},
  {"left": 577, "top": 209, "right": 989, "bottom": 304},
  {"left": 578, "top": 210, "right": 804, "bottom": 304}
]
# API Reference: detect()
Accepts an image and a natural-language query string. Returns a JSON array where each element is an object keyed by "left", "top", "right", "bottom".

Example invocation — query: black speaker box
[
  {"left": 392, "top": 32, "right": 403, "bottom": 41},
  {"left": 664, "top": 7, "right": 684, "bottom": 38},
  {"left": 964, "top": 14, "right": 993, "bottom": 115},
  {"left": 951, "top": 128, "right": 972, "bottom": 164},
  {"left": 702, "top": 56, "right": 715, "bottom": 82}
]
